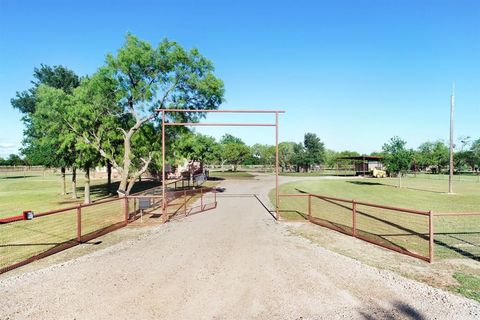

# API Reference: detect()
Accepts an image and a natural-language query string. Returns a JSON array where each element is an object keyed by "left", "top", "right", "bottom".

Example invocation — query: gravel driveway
[{"left": 1, "top": 175, "right": 479, "bottom": 319}]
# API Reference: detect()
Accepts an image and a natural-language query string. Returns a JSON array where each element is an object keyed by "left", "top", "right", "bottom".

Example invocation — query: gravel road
[{"left": 1, "top": 175, "right": 479, "bottom": 319}]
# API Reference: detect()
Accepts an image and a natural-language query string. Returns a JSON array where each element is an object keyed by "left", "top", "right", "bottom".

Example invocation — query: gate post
[
  {"left": 429, "top": 210, "right": 434, "bottom": 263},
  {"left": 352, "top": 200, "right": 357, "bottom": 237},
  {"left": 184, "top": 189, "right": 187, "bottom": 215},
  {"left": 77, "top": 205, "right": 82, "bottom": 242},
  {"left": 124, "top": 197, "right": 129, "bottom": 225},
  {"left": 308, "top": 194, "right": 312, "bottom": 221}
]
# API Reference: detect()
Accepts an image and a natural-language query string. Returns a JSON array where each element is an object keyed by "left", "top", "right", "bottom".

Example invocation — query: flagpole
[{"left": 448, "top": 83, "right": 455, "bottom": 194}]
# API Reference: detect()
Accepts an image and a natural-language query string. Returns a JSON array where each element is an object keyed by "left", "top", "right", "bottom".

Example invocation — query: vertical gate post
[
  {"left": 214, "top": 188, "right": 217, "bottom": 207},
  {"left": 275, "top": 112, "right": 279, "bottom": 220},
  {"left": 161, "top": 109, "right": 167, "bottom": 222},
  {"left": 352, "top": 200, "right": 357, "bottom": 237},
  {"left": 200, "top": 187, "right": 203, "bottom": 210},
  {"left": 77, "top": 205, "right": 82, "bottom": 242},
  {"left": 184, "top": 189, "right": 187, "bottom": 215},
  {"left": 429, "top": 210, "right": 434, "bottom": 263},
  {"left": 124, "top": 197, "right": 129, "bottom": 225},
  {"left": 308, "top": 194, "right": 312, "bottom": 221}
]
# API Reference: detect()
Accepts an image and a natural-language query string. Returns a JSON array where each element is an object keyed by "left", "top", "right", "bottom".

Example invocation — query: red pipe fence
[{"left": 0, "top": 186, "right": 217, "bottom": 275}]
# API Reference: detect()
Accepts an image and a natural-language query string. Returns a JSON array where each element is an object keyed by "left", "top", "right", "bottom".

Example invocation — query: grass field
[
  {"left": 280, "top": 170, "right": 356, "bottom": 177},
  {"left": 209, "top": 170, "right": 255, "bottom": 179},
  {"left": 0, "top": 173, "right": 161, "bottom": 218},
  {"left": 272, "top": 177, "right": 480, "bottom": 261},
  {"left": 0, "top": 172, "right": 218, "bottom": 272},
  {"left": 273, "top": 176, "right": 480, "bottom": 300}
]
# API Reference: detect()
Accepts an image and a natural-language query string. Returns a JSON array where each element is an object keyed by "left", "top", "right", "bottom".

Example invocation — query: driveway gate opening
[{"left": 159, "top": 109, "right": 285, "bottom": 221}]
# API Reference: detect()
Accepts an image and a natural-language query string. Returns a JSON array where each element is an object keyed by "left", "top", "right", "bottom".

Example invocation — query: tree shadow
[
  {"left": 359, "top": 300, "right": 427, "bottom": 320},
  {"left": 347, "top": 181, "right": 384, "bottom": 186},
  {"left": 0, "top": 175, "right": 38, "bottom": 179},
  {"left": 294, "top": 188, "right": 479, "bottom": 261}
]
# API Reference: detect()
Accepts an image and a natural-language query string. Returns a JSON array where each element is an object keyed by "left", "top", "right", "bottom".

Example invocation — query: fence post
[
  {"left": 184, "top": 189, "right": 187, "bottom": 215},
  {"left": 352, "top": 200, "right": 357, "bottom": 237},
  {"left": 124, "top": 197, "right": 129, "bottom": 225},
  {"left": 308, "top": 194, "right": 312, "bottom": 221},
  {"left": 214, "top": 188, "right": 217, "bottom": 207},
  {"left": 429, "top": 210, "right": 434, "bottom": 263},
  {"left": 200, "top": 187, "right": 203, "bottom": 210},
  {"left": 77, "top": 205, "right": 82, "bottom": 242}
]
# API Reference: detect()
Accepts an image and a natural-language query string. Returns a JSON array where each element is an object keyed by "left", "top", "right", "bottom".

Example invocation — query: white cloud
[{"left": 0, "top": 143, "right": 16, "bottom": 149}]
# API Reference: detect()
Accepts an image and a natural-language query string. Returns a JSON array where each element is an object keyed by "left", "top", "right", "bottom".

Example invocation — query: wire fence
[
  {"left": 0, "top": 186, "right": 217, "bottom": 274},
  {"left": 279, "top": 193, "right": 433, "bottom": 262},
  {"left": 279, "top": 192, "right": 480, "bottom": 262}
]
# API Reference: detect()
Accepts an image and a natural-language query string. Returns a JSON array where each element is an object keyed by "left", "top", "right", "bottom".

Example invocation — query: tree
[
  {"left": 278, "top": 142, "right": 295, "bottom": 171},
  {"left": 175, "top": 132, "right": 219, "bottom": 178},
  {"left": 251, "top": 144, "right": 275, "bottom": 172},
  {"left": 471, "top": 138, "right": 480, "bottom": 171},
  {"left": 303, "top": 133, "right": 325, "bottom": 171},
  {"left": 0, "top": 154, "right": 25, "bottom": 166},
  {"left": 66, "top": 34, "right": 224, "bottom": 195},
  {"left": 34, "top": 86, "right": 85, "bottom": 199},
  {"left": 417, "top": 141, "right": 449, "bottom": 173},
  {"left": 11, "top": 65, "right": 80, "bottom": 195},
  {"left": 219, "top": 134, "right": 250, "bottom": 171},
  {"left": 382, "top": 137, "right": 413, "bottom": 187},
  {"left": 291, "top": 142, "right": 306, "bottom": 172}
]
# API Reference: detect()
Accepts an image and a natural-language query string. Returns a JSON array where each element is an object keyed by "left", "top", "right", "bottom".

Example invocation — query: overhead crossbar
[{"left": 159, "top": 108, "right": 284, "bottom": 221}]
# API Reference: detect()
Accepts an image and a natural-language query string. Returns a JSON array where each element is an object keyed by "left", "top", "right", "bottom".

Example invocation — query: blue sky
[{"left": 0, "top": 0, "right": 479, "bottom": 157}]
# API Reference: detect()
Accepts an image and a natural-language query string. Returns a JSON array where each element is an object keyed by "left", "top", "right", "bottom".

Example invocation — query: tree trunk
[
  {"left": 72, "top": 168, "right": 78, "bottom": 199},
  {"left": 126, "top": 176, "right": 136, "bottom": 195},
  {"left": 61, "top": 167, "right": 66, "bottom": 195},
  {"left": 84, "top": 167, "right": 91, "bottom": 204},
  {"left": 118, "top": 134, "right": 132, "bottom": 196},
  {"left": 107, "top": 160, "right": 112, "bottom": 193},
  {"left": 398, "top": 172, "right": 402, "bottom": 188}
]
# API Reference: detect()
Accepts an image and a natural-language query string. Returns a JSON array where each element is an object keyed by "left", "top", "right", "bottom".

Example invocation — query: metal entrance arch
[{"left": 159, "top": 109, "right": 285, "bottom": 221}]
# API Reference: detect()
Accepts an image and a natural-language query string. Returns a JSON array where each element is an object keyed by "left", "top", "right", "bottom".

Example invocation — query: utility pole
[{"left": 448, "top": 84, "right": 455, "bottom": 194}]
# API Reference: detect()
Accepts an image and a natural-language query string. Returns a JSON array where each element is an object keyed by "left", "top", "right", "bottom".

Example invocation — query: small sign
[{"left": 139, "top": 198, "right": 151, "bottom": 210}]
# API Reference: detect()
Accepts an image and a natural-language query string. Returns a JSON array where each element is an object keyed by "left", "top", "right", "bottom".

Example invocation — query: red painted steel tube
[
  {"left": 308, "top": 194, "right": 312, "bottom": 221},
  {"left": 279, "top": 193, "right": 430, "bottom": 216},
  {"left": 429, "top": 211, "right": 434, "bottom": 263},
  {"left": 0, "top": 215, "right": 24, "bottom": 223},
  {"left": 124, "top": 197, "right": 129, "bottom": 224},
  {"left": 77, "top": 205, "right": 82, "bottom": 242},
  {"left": 164, "top": 123, "right": 276, "bottom": 127},
  {"left": 162, "top": 110, "right": 167, "bottom": 222},
  {"left": 275, "top": 112, "right": 279, "bottom": 220},
  {"left": 434, "top": 212, "right": 480, "bottom": 216},
  {"left": 184, "top": 189, "right": 187, "bottom": 215},
  {"left": 352, "top": 200, "right": 357, "bottom": 237},
  {"left": 158, "top": 109, "right": 285, "bottom": 113}
]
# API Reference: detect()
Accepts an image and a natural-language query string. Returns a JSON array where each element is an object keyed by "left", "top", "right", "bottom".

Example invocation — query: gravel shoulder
[{"left": 1, "top": 175, "right": 479, "bottom": 319}]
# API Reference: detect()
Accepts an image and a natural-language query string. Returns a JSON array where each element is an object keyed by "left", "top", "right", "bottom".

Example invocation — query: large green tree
[
  {"left": 303, "top": 133, "right": 325, "bottom": 171},
  {"left": 278, "top": 142, "right": 296, "bottom": 171},
  {"left": 66, "top": 34, "right": 224, "bottom": 195},
  {"left": 382, "top": 136, "right": 413, "bottom": 187},
  {"left": 219, "top": 134, "right": 250, "bottom": 171},
  {"left": 416, "top": 141, "right": 449, "bottom": 173},
  {"left": 11, "top": 65, "right": 81, "bottom": 195}
]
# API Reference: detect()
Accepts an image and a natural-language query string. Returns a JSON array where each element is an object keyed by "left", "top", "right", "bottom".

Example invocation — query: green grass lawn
[
  {"left": 272, "top": 178, "right": 480, "bottom": 261},
  {"left": 209, "top": 170, "right": 255, "bottom": 179},
  {"left": 0, "top": 173, "right": 161, "bottom": 218},
  {"left": 0, "top": 173, "right": 217, "bottom": 272},
  {"left": 280, "top": 170, "right": 356, "bottom": 177}
]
